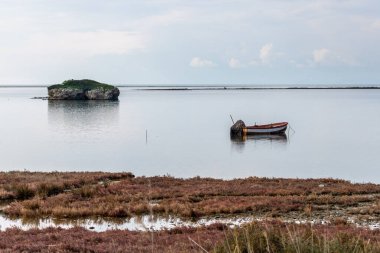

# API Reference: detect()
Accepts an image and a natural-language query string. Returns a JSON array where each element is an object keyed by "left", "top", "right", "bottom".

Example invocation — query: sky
[{"left": 0, "top": 0, "right": 379, "bottom": 85}]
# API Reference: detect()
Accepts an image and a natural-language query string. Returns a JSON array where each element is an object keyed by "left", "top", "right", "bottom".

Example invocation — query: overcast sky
[{"left": 0, "top": 0, "right": 379, "bottom": 85}]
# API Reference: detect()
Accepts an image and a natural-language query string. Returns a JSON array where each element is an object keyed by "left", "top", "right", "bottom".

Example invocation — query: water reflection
[
  {"left": 231, "top": 133, "right": 288, "bottom": 152},
  {"left": 48, "top": 100, "right": 119, "bottom": 133}
]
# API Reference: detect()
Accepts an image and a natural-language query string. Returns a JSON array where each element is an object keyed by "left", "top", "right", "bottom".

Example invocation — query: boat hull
[{"left": 243, "top": 123, "right": 288, "bottom": 135}]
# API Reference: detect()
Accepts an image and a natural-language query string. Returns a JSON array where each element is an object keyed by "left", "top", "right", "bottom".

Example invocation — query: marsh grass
[
  {"left": 214, "top": 221, "right": 380, "bottom": 253},
  {"left": 37, "top": 183, "right": 64, "bottom": 198},
  {"left": 14, "top": 185, "right": 35, "bottom": 200},
  {"left": 0, "top": 171, "right": 134, "bottom": 202},
  {"left": 0, "top": 224, "right": 227, "bottom": 253},
  {"left": 0, "top": 221, "right": 378, "bottom": 252},
  {"left": 2, "top": 174, "right": 380, "bottom": 221}
]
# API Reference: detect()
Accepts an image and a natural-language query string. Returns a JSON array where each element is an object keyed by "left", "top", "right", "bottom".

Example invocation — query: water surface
[{"left": 0, "top": 87, "right": 379, "bottom": 182}]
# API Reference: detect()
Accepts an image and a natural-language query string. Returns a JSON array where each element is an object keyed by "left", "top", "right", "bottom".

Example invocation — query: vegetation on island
[{"left": 48, "top": 79, "right": 116, "bottom": 91}]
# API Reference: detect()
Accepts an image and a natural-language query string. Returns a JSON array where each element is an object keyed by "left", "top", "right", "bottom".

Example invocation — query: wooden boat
[
  {"left": 244, "top": 122, "right": 288, "bottom": 135},
  {"left": 230, "top": 119, "right": 288, "bottom": 136}
]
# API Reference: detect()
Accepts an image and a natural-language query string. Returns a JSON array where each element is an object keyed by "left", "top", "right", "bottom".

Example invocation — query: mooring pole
[{"left": 230, "top": 115, "right": 235, "bottom": 124}]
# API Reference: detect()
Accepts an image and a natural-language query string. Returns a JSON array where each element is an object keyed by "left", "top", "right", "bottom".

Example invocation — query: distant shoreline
[
  {"left": 132, "top": 86, "right": 380, "bottom": 91},
  {"left": 1, "top": 85, "right": 380, "bottom": 90}
]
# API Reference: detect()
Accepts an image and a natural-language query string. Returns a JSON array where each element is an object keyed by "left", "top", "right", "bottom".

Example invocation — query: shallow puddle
[
  {"left": 0, "top": 214, "right": 255, "bottom": 232},
  {"left": 0, "top": 213, "right": 378, "bottom": 232}
]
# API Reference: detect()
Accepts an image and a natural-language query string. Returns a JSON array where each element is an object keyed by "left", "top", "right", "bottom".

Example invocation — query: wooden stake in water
[{"left": 230, "top": 115, "right": 235, "bottom": 124}]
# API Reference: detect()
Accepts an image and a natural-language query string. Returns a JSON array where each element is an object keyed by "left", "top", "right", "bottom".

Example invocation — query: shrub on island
[{"left": 48, "top": 79, "right": 120, "bottom": 100}]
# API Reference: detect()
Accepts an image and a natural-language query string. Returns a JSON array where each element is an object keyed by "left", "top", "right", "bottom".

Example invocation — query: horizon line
[
  {"left": 1, "top": 83, "right": 380, "bottom": 87},
  {"left": 1, "top": 84, "right": 380, "bottom": 90}
]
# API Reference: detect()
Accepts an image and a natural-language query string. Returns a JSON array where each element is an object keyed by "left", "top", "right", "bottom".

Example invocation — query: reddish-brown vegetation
[
  {"left": 2, "top": 173, "right": 380, "bottom": 221},
  {"left": 215, "top": 221, "right": 380, "bottom": 253},
  {"left": 1, "top": 173, "right": 380, "bottom": 252},
  {"left": 0, "top": 222, "right": 378, "bottom": 253},
  {"left": 0, "top": 171, "right": 134, "bottom": 201},
  {"left": 0, "top": 224, "right": 226, "bottom": 253}
]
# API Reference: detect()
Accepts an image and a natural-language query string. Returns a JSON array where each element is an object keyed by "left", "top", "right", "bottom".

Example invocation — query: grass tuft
[
  {"left": 14, "top": 185, "right": 35, "bottom": 200},
  {"left": 214, "top": 221, "right": 380, "bottom": 253}
]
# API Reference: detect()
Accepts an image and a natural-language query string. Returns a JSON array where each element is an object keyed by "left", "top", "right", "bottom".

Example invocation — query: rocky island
[{"left": 48, "top": 79, "right": 120, "bottom": 100}]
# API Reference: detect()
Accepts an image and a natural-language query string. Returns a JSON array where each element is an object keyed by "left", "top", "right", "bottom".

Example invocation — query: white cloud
[
  {"left": 132, "top": 10, "right": 190, "bottom": 29},
  {"left": 228, "top": 58, "right": 243, "bottom": 68},
  {"left": 313, "top": 48, "right": 329, "bottom": 63},
  {"left": 259, "top": 43, "right": 273, "bottom": 64},
  {"left": 371, "top": 20, "right": 380, "bottom": 30},
  {"left": 189, "top": 57, "right": 215, "bottom": 68},
  {"left": 0, "top": 30, "right": 147, "bottom": 60},
  {"left": 29, "top": 31, "right": 146, "bottom": 57},
  {"left": 0, "top": 30, "right": 148, "bottom": 84},
  {"left": 249, "top": 43, "right": 274, "bottom": 66},
  {"left": 312, "top": 48, "right": 358, "bottom": 66}
]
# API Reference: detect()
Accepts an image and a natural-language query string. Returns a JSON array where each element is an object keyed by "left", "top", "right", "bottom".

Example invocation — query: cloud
[
  {"left": 371, "top": 20, "right": 380, "bottom": 30},
  {"left": 248, "top": 43, "right": 274, "bottom": 66},
  {"left": 228, "top": 57, "right": 243, "bottom": 68},
  {"left": 0, "top": 30, "right": 147, "bottom": 60},
  {"left": 26, "top": 31, "right": 146, "bottom": 57},
  {"left": 132, "top": 10, "right": 190, "bottom": 29},
  {"left": 313, "top": 48, "right": 330, "bottom": 63},
  {"left": 312, "top": 48, "right": 358, "bottom": 66},
  {"left": 189, "top": 57, "right": 215, "bottom": 68},
  {"left": 259, "top": 43, "right": 273, "bottom": 64}
]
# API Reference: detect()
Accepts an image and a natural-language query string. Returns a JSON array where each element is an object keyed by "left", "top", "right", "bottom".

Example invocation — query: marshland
[
  {"left": 2, "top": 172, "right": 380, "bottom": 220},
  {"left": 1, "top": 171, "right": 380, "bottom": 252}
]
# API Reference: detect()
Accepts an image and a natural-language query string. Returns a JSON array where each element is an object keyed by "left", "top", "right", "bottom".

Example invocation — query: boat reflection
[
  {"left": 231, "top": 133, "right": 287, "bottom": 143},
  {"left": 231, "top": 133, "right": 288, "bottom": 152}
]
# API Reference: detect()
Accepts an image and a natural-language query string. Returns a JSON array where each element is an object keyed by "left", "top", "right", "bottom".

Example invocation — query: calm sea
[{"left": 0, "top": 87, "right": 379, "bottom": 183}]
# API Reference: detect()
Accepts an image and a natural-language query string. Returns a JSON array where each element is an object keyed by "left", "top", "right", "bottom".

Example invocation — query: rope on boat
[
  {"left": 289, "top": 124, "right": 295, "bottom": 133},
  {"left": 287, "top": 124, "right": 296, "bottom": 137}
]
